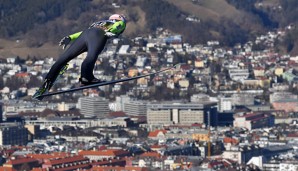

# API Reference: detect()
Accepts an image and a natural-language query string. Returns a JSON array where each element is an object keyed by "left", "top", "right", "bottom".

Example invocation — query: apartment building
[
  {"left": 233, "top": 112, "right": 275, "bottom": 130},
  {"left": 79, "top": 149, "right": 131, "bottom": 160},
  {"left": 42, "top": 155, "right": 90, "bottom": 170},
  {"left": 270, "top": 92, "right": 298, "bottom": 103},
  {"left": 0, "top": 123, "right": 28, "bottom": 146},
  {"left": 222, "top": 145, "right": 262, "bottom": 164},
  {"left": 228, "top": 68, "right": 249, "bottom": 81},
  {"left": 218, "top": 96, "right": 233, "bottom": 112},
  {"left": 124, "top": 101, "right": 147, "bottom": 116},
  {"left": 26, "top": 117, "right": 131, "bottom": 129},
  {"left": 78, "top": 96, "right": 110, "bottom": 118},
  {"left": 271, "top": 99, "right": 298, "bottom": 112},
  {"left": 147, "top": 102, "right": 217, "bottom": 126}
]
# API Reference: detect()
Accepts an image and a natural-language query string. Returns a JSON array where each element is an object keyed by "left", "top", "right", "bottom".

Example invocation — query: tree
[
  {"left": 5, "top": 76, "right": 25, "bottom": 90},
  {"left": 27, "top": 75, "right": 42, "bottom": 88},
  {"left": 0, "top": 77, "right": 4, "bottom": 89}
]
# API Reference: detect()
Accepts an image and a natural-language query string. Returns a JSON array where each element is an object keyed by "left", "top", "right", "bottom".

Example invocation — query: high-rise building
[
  {"left": 78, "top": 96, "right": 110, "bottom": 118},
  {"left": 147, "top": 102, "right": 217, "bottom": 126},
  {"left": 0, "top": 123, "right": 28, "bottom": 146},
  {"left": 145, "top": 110, "right": 172, "bottom": 125},
  {"left": 217, "top": 97, "right": 234, "bottom": 126},
  {"left": 179, "top": 110, "right": 204, "bottom": 125},
  {"left": 124, "top": 101, "right": 147, "bottom": 116},
  {"left": 218, "top": 97, "right": 233, "bottom": 112},
  {"left": 114, "top": 95, "right": 131, "bottom": 111}
]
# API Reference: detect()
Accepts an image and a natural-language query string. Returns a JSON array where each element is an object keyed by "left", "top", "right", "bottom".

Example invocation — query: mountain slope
[{"left": 0, "top": 0, "right": 298, "bottom": 57}]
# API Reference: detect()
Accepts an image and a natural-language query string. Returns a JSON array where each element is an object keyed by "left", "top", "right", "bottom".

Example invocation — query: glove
[
  {"left": 59, "top": 36, "right": 71, "bottom": 49},
  {"left": 105, "top": 32, "right": 116, "bottom": 37}
]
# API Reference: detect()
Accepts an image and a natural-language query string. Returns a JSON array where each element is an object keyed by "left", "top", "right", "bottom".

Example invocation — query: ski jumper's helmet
[
  {"left": 108, "top": 14, "right": 126, "bottom": 35},
  {"left": 109, "top": 14, "right": 126, "bottom": 22}
]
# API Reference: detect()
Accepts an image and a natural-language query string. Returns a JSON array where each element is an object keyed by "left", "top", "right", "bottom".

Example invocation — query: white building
[
  {"left": 135, "top": 56, "right": 147, "bottom": 67},
  {"left": 232, "top": 94, "right": 255, "bottom": 106},
  {"left": 78, "top": 96, "right": 110, "bottom": 118},
  {"left": 147, "top": 102, "right": 216, "bottom": 126},
  {"left": 228, "top": 68, "right": 249, "bottom": 81},
  {"left": 247, "top": 156, "right": 264, "bottom": 169},
  {"left": 146, "top": 110, "right": 172, "bottom": 125},
  {"left": 26, "top": 117, "right": 131, "bottom": 129},
  {"left": 124, "top": 101, "right": 147, "bottom": 116},
  {"left": 113, "top": 95, "right": 132, "bottom": 111},
  {"left": 270, "top": 92, "right": 298, "bottom": 103},
  {"left": 218, "top": 97, "right": 233, "bottom": 112},
  {"left": 118, "top": 45, "right": 130, "bottom": 55}
]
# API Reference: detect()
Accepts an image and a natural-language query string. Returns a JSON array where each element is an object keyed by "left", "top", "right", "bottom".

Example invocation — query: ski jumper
[
  {"left": 45, "top": 20, "right": 126, "bottom": 84},
  {"left": 32, "top": 14, "right": 126, "bottom": 101}
]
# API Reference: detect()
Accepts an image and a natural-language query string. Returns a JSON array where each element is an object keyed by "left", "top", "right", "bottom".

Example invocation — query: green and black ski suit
[{"left": 45, "top": 20, "right": 125, "bottom": 83}]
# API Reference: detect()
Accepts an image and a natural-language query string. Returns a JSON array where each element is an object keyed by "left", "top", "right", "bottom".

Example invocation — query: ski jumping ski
[
  {"left": 32, "top": 64, "right": 69, "bottom": 101},
  {"left": 33, "top": 64, "right": 179, "bottom": 100}
]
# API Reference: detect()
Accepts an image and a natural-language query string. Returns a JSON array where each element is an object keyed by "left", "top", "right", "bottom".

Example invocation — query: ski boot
[
  {"left": 79, "top": 77, "right": 105, "bottom": 86},
  {"left": 32, "top": 64, "right": 69, "bottom": 101},
  {"left": 32, "top": 79, "right": 53, "bottom": 101}
]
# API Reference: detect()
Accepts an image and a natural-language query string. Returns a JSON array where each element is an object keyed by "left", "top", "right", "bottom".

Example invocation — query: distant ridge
[{"left": 0, "top": 0, "right": 298, "bottom": 57}]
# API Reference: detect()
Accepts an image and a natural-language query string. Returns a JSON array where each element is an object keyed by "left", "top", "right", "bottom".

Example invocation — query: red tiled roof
[
  {"left": 4, "top": 157, "right": 38, "bottom": 166},
  {"left": 31, "top": 168, "right": 47, "bottom": 171},
  {"left": 90, "top": 166, "right": 148, "bottom": 171},
  {"left": 15, "top": 72, "right": 30, "bottom": 77},
  {"left": 79, "top": 149, "right": 130, "bottom": 157},
  {"left": 28, "top": 152, "right": 70, "bottom": 160},
  {"left": 98, "top": 146, "right": 107, "bottom": 151},
  {"left": 43, "top": 155, "right": 87, "bottom": 166},
  {"left": 51, "top": 163, "right": 90, "bottom": 171},
  {"left": 223, "top": 137, "right": 239, "bottom": 144},
  {"left": 148, "top": 130, "right": 167, "bottom": 137},
  {"left": 0, "top": 167, "right": 17, "bottom": 171}
]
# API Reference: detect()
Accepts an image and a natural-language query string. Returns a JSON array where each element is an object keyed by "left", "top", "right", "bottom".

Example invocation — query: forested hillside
[
  {"left": 0, "top": 0, "right": 91, "bottom": 37},
  {"left": 1, "top": 0, "right": 298, "bottom": 57}
]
